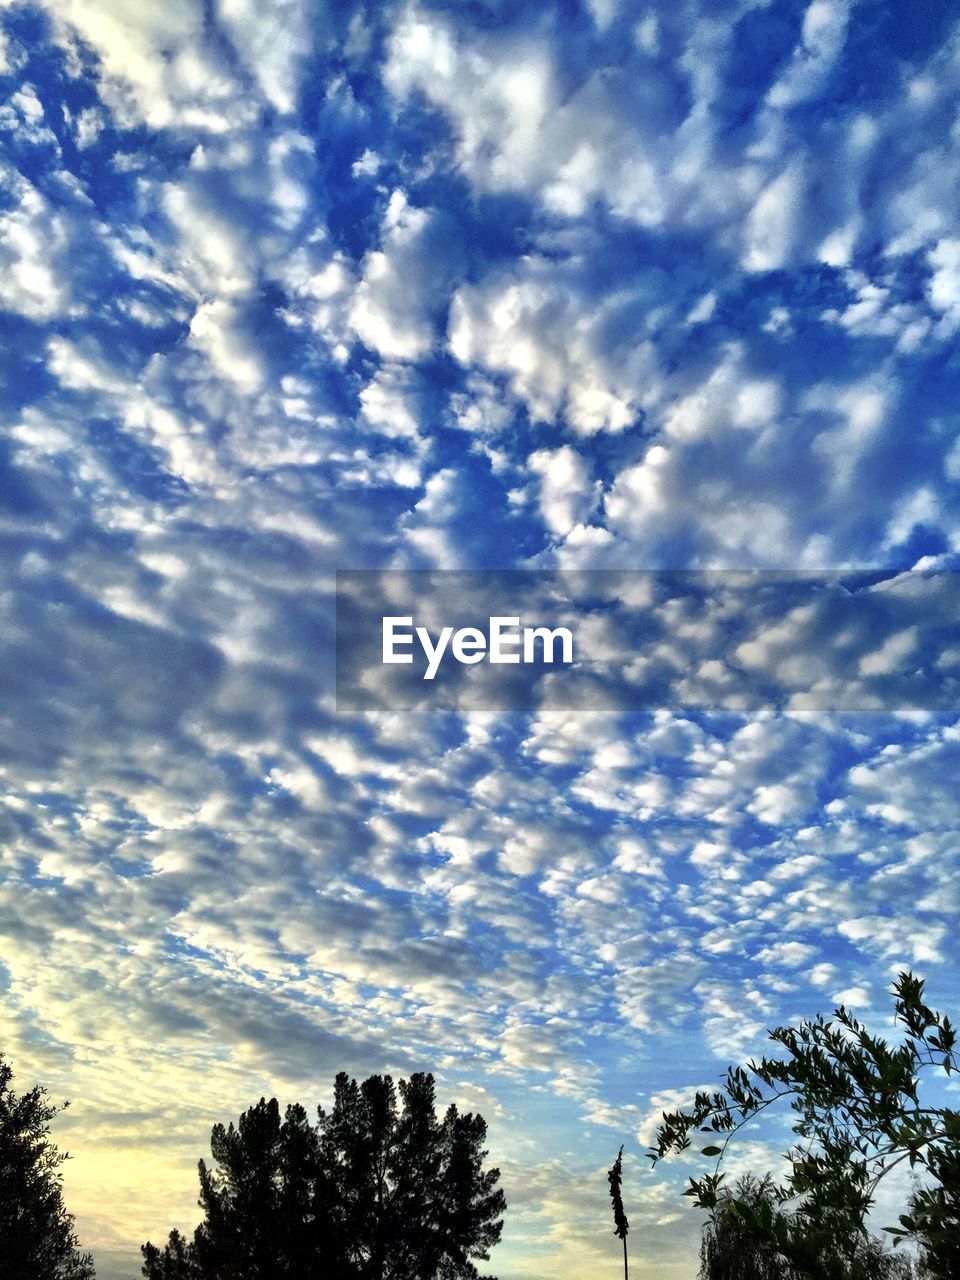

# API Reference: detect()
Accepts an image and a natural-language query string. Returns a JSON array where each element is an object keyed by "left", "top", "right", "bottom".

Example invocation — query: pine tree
[{"left": 142, "top": 1070, "right": 505, "bottom": 1280}]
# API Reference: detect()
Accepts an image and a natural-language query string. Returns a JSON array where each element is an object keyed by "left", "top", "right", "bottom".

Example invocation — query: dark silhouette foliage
[
  {"left": 650, "top": 973, "right": 958, "bottom": 1279},
  {"left": 142, "top": 1070, "right": 505, "bottom": 1280},
  {"left": 140, "top": 1229, "right": 197, "bottom": 1280},
  {"left": 698, "top": 1176, "right": 918, "bottom": 1280},
  {"left": 901, "top": 1141, "right": 960, "bottom": 1279},
  {"left": 0, "top": 1051, "right": 95, "bottom": 1280},
  {"left": 698, "top": 1176, "right": 782, "bottom": 1280},
  {"left": 607, "top": 1145, "right": 629, "bottom": 1279}
]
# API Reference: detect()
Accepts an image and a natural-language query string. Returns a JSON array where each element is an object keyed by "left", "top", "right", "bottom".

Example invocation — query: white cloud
[
  {"left": 927, "top": 237, "right": 960, "bottom": 332},
  {"left": 0, "top": 171, "right": 72, "bottom": 319},
  {"left": 743, "top": 163, "right": 804, "bottom": 273},
  {"left": 5, "top": 9, "right": 960, "bottom": 1279},
  {"left": 350, "top": 191, "right": 455, "bottom": 361},
  {"left": 663, "top": 345, "right": 780, "bottom": 441},
  {"left": 44, "top": 0, "right": 238, "bottom": 130},
  {"left": 216, "top": 0, "right": 314, "bottom": 116},
  {"left": 858, "top": 627, "right": 918, "bottom": 677},
  {"left": 384, "top": 3, "right": 727, "bottom": 233},
  {"left": 448, "top": 267, "right": 648, "bottom": 434},
  {"left": 188, "top": 299, "right": 265, "bottom": 393},
  {"left": 528, "top": 446, "right": 600, "bottom": 538},
  {"left": 766, "top": 0, "right": 851, "bottom": 110},
  {"left": 754, "top": 941, "right": 817, "bottom": 968}
]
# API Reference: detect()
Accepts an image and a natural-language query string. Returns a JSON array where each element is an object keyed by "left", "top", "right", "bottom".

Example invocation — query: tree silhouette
[
  {"left": 142, "top": 1070, "right": 505, "bottom": 1280},
  {"left": 698, "top": 1175, "right": 782, "bottom": 1280},
  {"left": 650, "top": 973, "right": 958, "bottom": 1279},
  {"left": 607, "top": 1145, "right": 629, "bottom": 1280},
  {"left": 0, "top": 1050, "right": 95, "bottom": 1280},
  {"left": 140, "top": 1230, "right": 196, "bottom": 1280},
  {"left": 899, "top": 1140, "right": 960, "bottom": 1279},
  {"left": 698, "top": 1175, "right": 918, "bottom": 1280}
]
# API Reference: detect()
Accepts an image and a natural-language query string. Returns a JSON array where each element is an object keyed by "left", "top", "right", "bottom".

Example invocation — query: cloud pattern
[{"left": 1, "top": 2, "right": 960, "bottom": 1277}]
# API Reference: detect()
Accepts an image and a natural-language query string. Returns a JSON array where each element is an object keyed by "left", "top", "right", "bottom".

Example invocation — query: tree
[
  {"left": 140, "top": 1230, "right": 197, "bottom": 1280},
  {"left": 697, "top": 1176, "right": 917, "bottom": 1280},
  {"left": 648, "top": 973, "right": 959, "bottom": 1279},
  {"left": 698, "top": 1175, "right": 783, "bottom": 1280},
  {"left": 142, "top": 1071, "right": 506, "bottom": 1280},
  {"left": 0, "top": 1050, "right": 96, "bottom": 1280},
  {"left": 899, "top": 1141, "right": 960, "bottom": 1279}
]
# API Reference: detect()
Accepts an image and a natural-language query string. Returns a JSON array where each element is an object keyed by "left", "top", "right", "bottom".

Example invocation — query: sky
[{"left": 1, "top": 1, "right": 960, "bottom": 1277}]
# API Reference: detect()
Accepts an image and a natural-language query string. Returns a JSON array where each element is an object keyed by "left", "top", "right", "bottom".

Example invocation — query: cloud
[
  {"left": 927, "top": 237, "right": 960, "bottom": 332},
  {"left": 3, "top": 4, "right": 960, "bottom": 1278},
  {"left": 448, "top": 263, "right": 651, "bottom": 435},
  {"left": 0, "top": 169, "right": 74, "bottom": 319},
  {"left": 45, "top": 0, "right": 234, "bottom": 130},
  {"left": 765, "top": 0, "right": 851, "bottom": 110},
  {"left": 351, "top": 190, "right": 461, "bottom": 361},
  {"left": 743, "top": 163, "right": 805, "bottom": 273},
  {"left": 528, "top": 446, "right": 600, "bottom": 537}
]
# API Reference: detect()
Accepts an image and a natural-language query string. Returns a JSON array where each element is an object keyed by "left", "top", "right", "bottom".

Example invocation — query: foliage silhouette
[
  {"left": 698, "top": 1175, "right": 783, "bottom": 1280},
  {"left": 142, "top": 1070, "right": 505, "bottom": 1280},
  {"left": 698, "top": 1175, "right": 918, "bottom": 1280},
  {"left": 0, "top": 1050, "right": 95, "bottom": 1280},
  {"left": 649, "top": 973, "right": 959, "bottom": 1279},
  {"left": 899, "top": 1140, "right": 960, "bottom": 1279},
  {"left": 607, "top": 1144, "right": 629, "bottom": 1280}
]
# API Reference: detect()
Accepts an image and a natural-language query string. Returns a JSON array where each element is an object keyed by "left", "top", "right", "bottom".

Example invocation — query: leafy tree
[
  {"left": 698, "top": 1175, "right": 783, "bottom": 1280},
  {"left": 649, "top": 973, "right": 959, "bottom": 1279},
  {"left": 0, "top": 1050, "right": 95, "bottom": 1280},
  {"left": 899, "top": 1142, "right": 960, "bottom": 1279},
  {"left": 143, "top": 1071, "right": 505, "bottom": 1280},
  {"left": 698, "top": 1176, "right": 917, "bottom": 1280}
]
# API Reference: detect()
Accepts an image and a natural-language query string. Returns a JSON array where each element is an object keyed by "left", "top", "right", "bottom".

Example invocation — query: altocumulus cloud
[{"left": 1, "top": 3, "right": 960, "bottom": 1279}]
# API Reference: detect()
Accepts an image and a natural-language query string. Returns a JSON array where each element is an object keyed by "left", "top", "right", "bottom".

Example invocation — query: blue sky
[{"left": 1, "top": 2, "right": 960, "bottom": 1277}]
